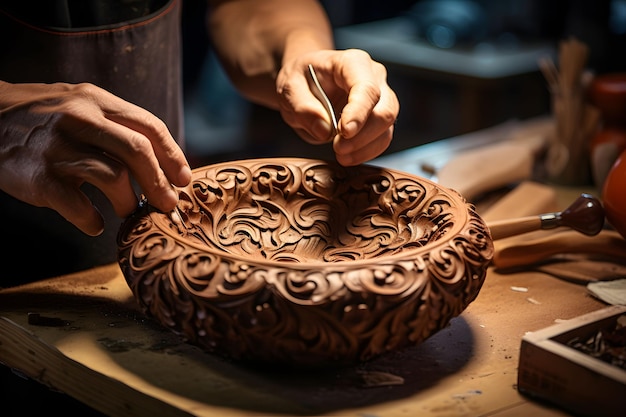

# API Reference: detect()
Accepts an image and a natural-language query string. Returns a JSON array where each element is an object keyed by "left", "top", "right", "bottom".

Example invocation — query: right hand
[
  {"left": 0, "top": 81, "right": 191, "bottom": 236},
  {"left": 275, "top": 49, "right": 399, "bottom": 166}
]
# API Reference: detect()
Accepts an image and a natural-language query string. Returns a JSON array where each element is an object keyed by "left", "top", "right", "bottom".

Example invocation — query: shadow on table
[{"left": 0, "top": 287, "right": 475, "bottom": 416}]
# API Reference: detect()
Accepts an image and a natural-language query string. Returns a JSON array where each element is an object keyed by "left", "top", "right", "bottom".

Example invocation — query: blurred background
[{"left": 182, "top": 0, "right": 626, "bottom": 168}]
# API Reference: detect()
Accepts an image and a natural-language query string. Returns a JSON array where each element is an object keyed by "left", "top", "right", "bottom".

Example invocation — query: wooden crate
[{"left": 518, "top": 305, "right": 626, "bottom": 417}]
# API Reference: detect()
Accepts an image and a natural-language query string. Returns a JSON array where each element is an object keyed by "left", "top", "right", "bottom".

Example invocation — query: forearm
[{"left": 207, "top": 0, "right": 334, "bottom": 109}]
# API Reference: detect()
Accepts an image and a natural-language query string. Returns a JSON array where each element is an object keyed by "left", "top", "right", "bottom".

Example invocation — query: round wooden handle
[
  {"left": 488, "top": 216, "right": 541, "bottom": 240},
  {"left": 486, "top": 193, "right": 605, "bottom": 240}
]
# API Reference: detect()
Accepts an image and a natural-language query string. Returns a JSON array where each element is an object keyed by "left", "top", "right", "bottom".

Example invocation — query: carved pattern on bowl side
[{"left": 117, "top": 158, "right": 493, "bottom": 365}]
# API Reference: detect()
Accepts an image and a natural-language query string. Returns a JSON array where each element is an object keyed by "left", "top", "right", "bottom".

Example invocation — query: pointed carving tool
[{"left": 308, "top": 64, "right": 339, "bottom": 140}]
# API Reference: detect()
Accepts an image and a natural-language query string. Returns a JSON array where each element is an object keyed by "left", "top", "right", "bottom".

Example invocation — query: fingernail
[
  {"left": 341, "top": 121, "right": 357, "bottom": 138},
  {"left": 338, "top": 154, "right": 353, "bottom": 166},
  {"left": 334, "top": 140, "right": 350, "bottom": 155},
  {"left": 179, "top": 165, "right": 192, "bottom": 185},
  {"left": 164, "top": 187, "right": 179, "bottom": 209}
]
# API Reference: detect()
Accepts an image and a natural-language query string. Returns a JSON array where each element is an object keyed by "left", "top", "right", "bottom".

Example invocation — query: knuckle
[
  {"left": 72, "top": 82, "right": 101, "bottom": 98},
  {"left": 364, "top": 81, "right": 382, "bottom": 101},
  {"left": 345, "top": 48, "right": 372, "bottom": 61},
  {"left": 125, "top": 132, "right": 153, "bottom": 157},
  {"left": 140, "top": 112, "right": 168, "bottom": 134},
  {"left": 84, "top": 156, "right": 130, "bottom": 186},
  {"left": 378, "top": 107, "right": 398, "bottom": 126},
  {"left": 374, "top": 61, "right": 389, "bottom": 80}
]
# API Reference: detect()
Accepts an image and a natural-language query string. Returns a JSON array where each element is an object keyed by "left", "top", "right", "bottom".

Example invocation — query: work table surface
[
  {"left": 0, "top": 118, "right": 617, "bottom": 416},
  {"left": 0, "top": 261, "right": 606, "bottom": 417}
]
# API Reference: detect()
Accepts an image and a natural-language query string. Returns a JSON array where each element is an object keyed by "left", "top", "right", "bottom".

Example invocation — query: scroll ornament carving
[{"left": 117, "top": 158, "right": 494, "bottom": 366}]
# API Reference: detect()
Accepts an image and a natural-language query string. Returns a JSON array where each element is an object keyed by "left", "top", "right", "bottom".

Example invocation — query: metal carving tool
[{"left": 308, "top": 64, "right": 338, "bottom": 139}]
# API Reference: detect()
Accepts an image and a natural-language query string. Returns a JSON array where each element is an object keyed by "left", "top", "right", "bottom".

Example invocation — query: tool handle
[
  {"left": 487, "top": 216, "right": 542, "bottom": 240},
  {"left": 492, "top": 230, "right": 626, "bottom": 269}
]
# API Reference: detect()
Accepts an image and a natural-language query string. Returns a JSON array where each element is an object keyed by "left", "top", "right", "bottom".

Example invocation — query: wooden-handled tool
[
  {"left": 483, "top": 187, "right": 625, "bottom": 277},
  {"left": 492, "top": 229, "right": 626, "bottom": 269},
  {"left": 486, "top": 193, "right": 605, "bottom": 240}
]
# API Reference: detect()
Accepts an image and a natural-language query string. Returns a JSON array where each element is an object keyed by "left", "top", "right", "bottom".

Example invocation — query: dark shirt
[
  {"left": 0, "top": 0, "right": 183, "bottom": 286},
  {"left": 1, "top": 0, "right": 169, "bottom": 29}
]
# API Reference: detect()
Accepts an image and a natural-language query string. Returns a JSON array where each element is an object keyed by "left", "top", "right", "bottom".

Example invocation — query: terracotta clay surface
[{"left": 117, "top": 158, "right": 494, "bottom": 366}]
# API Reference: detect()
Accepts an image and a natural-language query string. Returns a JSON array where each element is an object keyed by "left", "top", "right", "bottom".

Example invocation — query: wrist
[{"left": 281, "top": 29, "right": 334, "bottom": 68}]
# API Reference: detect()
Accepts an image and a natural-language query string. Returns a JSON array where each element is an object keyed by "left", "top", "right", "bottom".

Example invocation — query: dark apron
[{"left": 0, "top": 0, "right": 183, "bottom": 285}]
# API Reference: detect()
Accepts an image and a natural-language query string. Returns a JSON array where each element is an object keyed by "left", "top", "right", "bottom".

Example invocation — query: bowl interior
[{"left": 163, "top": 158, "right": 464, "bottom": 264}]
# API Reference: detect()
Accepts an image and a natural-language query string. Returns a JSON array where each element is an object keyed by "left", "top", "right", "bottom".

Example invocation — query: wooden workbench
[
  {"left": 0, "top": 248, "right": 609, "bottom": 417},
  {"left": 0, "top": 118, "right": 619, "bottom": 416}
]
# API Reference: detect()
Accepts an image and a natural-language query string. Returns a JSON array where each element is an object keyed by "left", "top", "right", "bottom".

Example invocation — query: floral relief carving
[{"left": 117, "top": 158, "right": 494, "bottom": 366}]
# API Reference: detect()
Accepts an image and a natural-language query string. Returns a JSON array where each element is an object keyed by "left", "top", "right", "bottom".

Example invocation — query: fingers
[
  {"left": 331, "top": 53, "right": 399, "bottom": 165},
  {"left": 105, "top": 107, "right": 192, "bottom": 187},
  {"left": 0, "top": 81, "right": 189, "bottom": 236},
  {"left": 90, "top": 85, "right": 192, "bottom": 187},
  {"left": 53, "top": 84, "right": 190, "bottom": 213},
  {"left": 81, "top": 119, "right": 179, "bottom": 212},
  {"left": 42, "top": 165, "right": 108, "bottom": 236},
  {"left": 277, "top": 69, "right": 338, "bottom": 145},
  {"left": 334, "top": 84, "right": 399, "bottom": 166},
  {"left": 333, "top": 123, "right": 395, "bottom": 166},
  {"left": 46, "top": 183, "right": 105, "bottom": 236},
  {"left": 59, "top": 151, "right": 139, "bottom": 217},
  {"left": 43, "top": 148, "right": 139, "bottom": 235},
  {"left": 277, "top": 50, "right": 400, "bottom": 166}
]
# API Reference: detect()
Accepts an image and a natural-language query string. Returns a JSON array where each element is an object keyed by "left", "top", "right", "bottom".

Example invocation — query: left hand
[{"left": 276, "top": 49, "right": 400, "bottom": 166}]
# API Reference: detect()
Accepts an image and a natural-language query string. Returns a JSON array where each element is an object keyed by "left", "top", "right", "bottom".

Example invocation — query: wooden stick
[
  {"left": 488, "top": 216, "right": 542, "bottom": 240},
  {"left": 539, "top": 56, "right": 559, "bottom": 92}
]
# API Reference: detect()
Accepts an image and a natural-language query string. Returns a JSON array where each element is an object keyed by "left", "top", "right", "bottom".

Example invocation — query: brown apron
[{"left": 0, "top": 0, "right": 184, "bottom": 285}]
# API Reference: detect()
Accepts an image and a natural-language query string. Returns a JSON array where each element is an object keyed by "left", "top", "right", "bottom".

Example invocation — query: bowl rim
[{"left": 143, "top": 157, "right": 473, "bottom": 269}]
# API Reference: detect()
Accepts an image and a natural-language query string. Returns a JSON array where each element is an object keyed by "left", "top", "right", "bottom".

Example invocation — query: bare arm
[
  {"left": 207, "top": 0, "right": 400, "bottom": 166},
  {"left": 207, "top": 0, "right": 334, "bottom": 109}
]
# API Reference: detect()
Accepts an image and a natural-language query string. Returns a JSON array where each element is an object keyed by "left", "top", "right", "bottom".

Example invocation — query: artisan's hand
[
  {"left": 0, "top": 81, "right": 191, "bottom": 236},
  {"left": 276, "top": 49, "right": 400, "bottom": 166}
]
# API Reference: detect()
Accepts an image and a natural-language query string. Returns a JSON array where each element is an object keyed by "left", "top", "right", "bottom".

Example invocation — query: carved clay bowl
[{"left": 117, "top": 158, "right": 494, "bottom": 367}]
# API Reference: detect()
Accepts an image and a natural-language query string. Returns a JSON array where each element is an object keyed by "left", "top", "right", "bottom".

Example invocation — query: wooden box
[{"left": 518, "top": 305, "right": 626, "bottom": 417}]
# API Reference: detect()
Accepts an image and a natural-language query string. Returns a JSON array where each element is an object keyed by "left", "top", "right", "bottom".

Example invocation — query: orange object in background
[
  {"left": 588, "top": 73, "right": 626, "bottom": 125},
  {"left": 588, "top": 73, "right": 626, "bottom": 238},
  {"left": 591, "top": 127, "right": 626, "bottom": 156},
  {"left": 603, "top": 148, "right": 626, "bottom": 239},
  {"left": 588, "top": 73, "right": 626, "bottom": 187}
]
